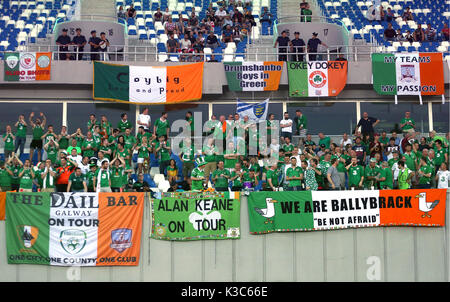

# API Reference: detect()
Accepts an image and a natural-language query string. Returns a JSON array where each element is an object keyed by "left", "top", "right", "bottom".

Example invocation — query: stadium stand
[{"left": 316, "top": 0, "right": 450, "bottom": 59}]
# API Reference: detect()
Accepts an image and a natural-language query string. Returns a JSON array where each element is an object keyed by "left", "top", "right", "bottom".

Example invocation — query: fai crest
[
  {"left": 110, "top": 228, "right": 132, "bottom": 253},
  {"left": 6, "top": 55, "right": 19, "bottom": 69},
  {"left": 59, "top": 229, "right": 87, "bottom": 255}
]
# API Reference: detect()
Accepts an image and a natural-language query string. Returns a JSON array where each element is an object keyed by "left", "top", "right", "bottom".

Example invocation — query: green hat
[
  {"left": 370, "top": 158, "right": 377, "bottom": 163},
  {"left": 195, "top": 156, "right": 207, "bottom": 167}
]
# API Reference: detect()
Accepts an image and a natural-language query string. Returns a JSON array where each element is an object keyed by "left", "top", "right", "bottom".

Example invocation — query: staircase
[{"left": 79, "top": 0, "right": 116, "bottom": 21}]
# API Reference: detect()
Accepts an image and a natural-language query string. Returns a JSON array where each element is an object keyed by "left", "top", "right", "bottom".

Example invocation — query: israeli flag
[{"left": 236, "top": 98, "right": 269, "bottom": 122}]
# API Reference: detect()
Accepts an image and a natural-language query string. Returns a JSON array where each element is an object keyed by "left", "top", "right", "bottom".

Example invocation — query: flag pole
[
  {"left": 419, "top": 95, "right": 422, "bottom": 105},
  {"left": 442, "top": 94, "right": 445, "bottom": 104},
  {"left": 394, "top": 95, "right": 398, "bottom": 105}
]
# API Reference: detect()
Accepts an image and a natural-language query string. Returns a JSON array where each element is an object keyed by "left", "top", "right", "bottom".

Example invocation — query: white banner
[{"left": 129, "top": 66, "right": 167, "bottom": 103}]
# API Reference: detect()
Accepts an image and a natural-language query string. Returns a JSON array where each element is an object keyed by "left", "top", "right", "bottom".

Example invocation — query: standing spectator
[
  {"left": 153, "top": 112, "right": 170, "bottom": 138},
  {"left": 400, "top": 111, "right": 416, "bottom": 133},
  {"left": 191, "top": 157, "right": 207, "bottom": 191},
  {"left": 300, "top": 2, "right": 312, "bottom": 22},
  {"left": 369, "top": 134, "right": 383, "bottom": 159},
  {"left": 55, "top": 157, "right": 76, "bottom": 192},
  {"left": 94, "top": 159, "right": 111, "bottom": 192},
  {"left": 154, "top": 8, "right": 163, "bottom": 22},
  {"left": 165, "top": 16, "right": 177, "bottom": 35},
  {"left": 291, "top": 32, "right": 306, "bottom": 62},
  {"left": 67, "top": 167, "right": 87, "bottom": 192},
  {"left": 117, "top": 6, "right": 126, "bottom": 19},
  {"left": 356, "top": 112, "right": 379, "bottom": 137},
  {"left": 339, "top": 133, "right": 352, "bottom": 149},
  {"left": 436, "top": 163, "right": 450, "bottom": 189},
  {"left": 417, "top": 157, "right": 433, "bottom": 189},
  {"left": 286, "top": 157, "right": 303, "bottom": 191},
  {"left": 155, "top": 135, "right": 171, "bottom": 175},
  {"left": 222, "top": 24, "right": 234, "bottom": 43},
  {"left": 135, "top": 136, "right": 152, "bottom": 175},
  {"left": 88, "top": 30, "right": 101, "bottom": 61},
  {"left": 167, "top": 33, "right": 179, "bottom": 54},
  {"left": 327, "top": 158, "right": 341, "bottom": 190},
  {"left": 203, "top": 138, "right": 218, "bottom": 182},
  {"left": 3, "top": 125, "right": 15, "bottom": 160},
  {"left": 384, "top": 23, "right": 396, "bottom": 42},
  {"left": 212, "top": 160, "right": 230, "bottom": 191},
  {"left": 413, "top": 24, "right": 425, "bottom": 42},
  {"left": 274, "top": 30, "right": 290, "bottom": 61},
  {"left": 99, "top": 32, "right": 110, "bottom": 61},
  {"left": 117, "top": 113, "right": 132, "bottom": 133},
  {"left": 425, "top": 24, "right": 436, "bottom": 42},
  {"left": 0, "top": 161, "right": 12, "bottom": 192},
  {"left": 14, "top": 114, "right": 27, "bottom": 158},
  {"left": 163, "top": 8, "right": 171, "bottom": 23},
  {"left": 260, "top": 7, "right": 272, "bottom": 25},
  {"left": 18, "top": 159, "right": 34, "bottom": 192},
  {"left": 137, "top": 108, "right": 151, "bottom": 133},
  {"left": 180, "top": 137, "right": 194, "bottom": 182},
  {"left": 384, "top": 7, "right": 395, "bottom": 22},
  {"left": 72, "top": 28, "right": 87, "bottom": 61},
  {"left": 352, "top": 137, "right": 367, "bottom": 166},
  {"left": 376, "top": 161, "right": 393, "bottom": 189},
  {"left": 346, "top": 157, "right": 364, "bottom": 189},
  {"left": 110, "top": 156, "right": 125, "bottom": 192},
  {"left": 318, "top": 132, "right": 332, "bottom": 149},
  {"left": 126, "top": 4, "right": 137, "bottom": 20},
  {"left": 280, "top": 112, "right": 293, "bottom": 144},
  {"left": 180, "top": 34, "right": 192, "bottom": 51},
  {"left": 293, "top": 110, "right": 307, "bottom": 140},
  {"left": 7, "top": 154, "right": 22, "bottom": 192},
  {"left": 397, "top": 161, "right": 412, "bottom": 189},
  {"left": 304, "top": 159, "right": 319, "bottom": 190},
  {"left": 307, "top": 32, "right": 327, "bottom": 61},
  {"left": 56, "top": 28, "right": 71, "bottom": 60},
  {"left": 40, "top": 159, "right": 56, "bottom": 192}
]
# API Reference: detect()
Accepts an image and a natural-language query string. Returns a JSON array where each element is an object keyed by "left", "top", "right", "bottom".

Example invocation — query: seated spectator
[
  {"left": 154, "top": 8, "right": 163, "bottom": 22},
  {"left": 133, "top": 173, "right": 150, "bottom": 192},
  {"left": 187, "top": 12, "right": 199, "bottom": 34},
  {"left": 384, "top": 23, "right": 396, "bottom": 41},
  {"left": 166, "top": 34, "right": 179, "bottom": 53},
  {"left": 260, "top": 7, "right": 272, "bottom": 25},
  {"left": 395, "top": 29, "right": 405, "bottom": 42},
  {"left": 176, "top": 13, "right": 185, "bottom": 34},
  {"left": 164, "top": 16, "right": 177, "bottom": 35},
  {"left": 126, "top": 4, "right": 137, "bottom": 19},
  {"left": 180, "top": 34, "right": 192, "bottom": 51},
  {"left": 207, "top": 54, "right": 219, "bottom": 62},
  {"left": 413, "top": 24, "right": 425, "bottom": 42},
  {"left": 206, "top": 31, "right": 219, "bottom": 49},
  {"left": 384, "top": 7, "right": 395, "bottom": 22},
  {"left": 223, "top": 15, "right": 233, "bottom": 28},
  {"left": 167, "top": 159, "right": 178, "bottom": 183},
  {"left": 300, "top": 2, "right": 312, "bottom": 22},
  {"left": 214, "top": 7, "right": 227, "bottom": 27},
  {"left": 222, "top": 24, "right": 234, "bottom": 43},
  {"left": 402, "top": 7, "right": 413, "bottom": 21},
  {"left": 404, "top": 30, "right": 414, "bottom": 43},
  {"left": 232, "top": 25, "right": 242, "bottom": 43},
  {"left": 425, "top": 23, "right": 436, "bottom": 41},
  {"left": 442, "top": 23, "right": 449, "bottom": 41},
  {"left": 117, "top": 5, "right": 126, "bottom": 19}
]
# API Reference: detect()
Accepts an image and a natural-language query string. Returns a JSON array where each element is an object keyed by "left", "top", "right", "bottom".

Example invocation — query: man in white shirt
[
  {"left": 436, "top": 163, "right": 450, "bottom": 189},
  {"left": 137, "top": 108, "right": 151, "bottom": 132},
  {"left": 340, "top": 133, "right": 352, "bottom": 149},
  {"left": 67, "top": 148, "right": 83, "bottom": 167},
  {"left": 280, "top": 112, "right": 293, "bottom": 144}
]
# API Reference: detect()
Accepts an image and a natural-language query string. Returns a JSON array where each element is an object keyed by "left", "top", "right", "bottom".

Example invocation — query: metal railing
[{"left": 12, "top": 43, "right": 386, "bottom": 62}]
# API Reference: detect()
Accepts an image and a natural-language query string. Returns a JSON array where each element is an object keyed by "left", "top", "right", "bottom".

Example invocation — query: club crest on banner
[
  {"left": 20, "top": 53, "right": 36, "bottom": 70},
  {"left": 110, "top": 228, "right": 133, "bottom": 253},
  {"left": 6, "top": 55, "right": 18, "bottom": 69},
  {"left": 309, "top": 70, "right": 327, "bottom": 88},
  {"left": 59, "top": 229, "right": 87, "bottom": 255},
  {"left": 17, "top": 225, "right": 39, "bottom": 249}
]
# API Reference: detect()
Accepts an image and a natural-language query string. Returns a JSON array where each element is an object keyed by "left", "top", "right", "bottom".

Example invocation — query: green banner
[
  {"left": 371, "top": 53, "right": 397, "bottom": 95},
  {"left": 6, "top": 192, "right": 51, "bottom": 265},
  {"left": 151, "top": 191, "right": 241, "bottom": 240},
  {"left": 4, "top": 52, "right": 20, "bottom": 82},
  {"left": 93, "top": 61, "right": 130, "bottom": 102},
  {"left": 248, "top": 191, "right": 314, "bottom": 234}
]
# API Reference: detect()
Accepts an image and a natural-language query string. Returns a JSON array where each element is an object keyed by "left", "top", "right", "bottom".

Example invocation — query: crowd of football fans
[{"left": 0, "top": 108, "right": 449, "bottom": 193}]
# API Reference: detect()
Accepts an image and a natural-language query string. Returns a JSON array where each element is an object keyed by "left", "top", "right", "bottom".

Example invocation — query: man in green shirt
[
  {"left": 87, "top": 114, "right": 100, "bottom": 133},
  {"left": 81, "top": 131, "right": 98, "bottom": 159},
  {"left": 265, "top": 163, "right": 281, "bottom": 191},
  {"left": 14, "top": 114, "right": 27, "bottom": 157},
  {"left": 67, "top": 167, "right": 87, "bottom": 192},
  {"left": 7, "top": 155, "right": 23, "bottom": 192},
  {"left": 93, "top": 159, "right": 111, "bottom": 192},
  {"left": 364, "top": 158, "right": 380, "bottom": 189},
  {"left": 203, "top": 138, "right": 218, "bottom": 182},
  {"left": 44, "top": 138, "right": 59, "bottom": 164},
  {"left": 318, "top": 132, "right": 331, "bottom": 150},
  {"left": 294, "top": 109, "right": 308, "bottom": 139},
  {"left": 0, "top": 161, "right": 12, "bottom": 192},
  {"left": 154, "top": 112, "right": 170, "bottom": 138},
  {"left": 376, "top": 161, "right": 393, "bottom": 189},
  {"left": 433, "top": 140, "right": 448, "bottom": 172},
  {"left": 3, "top": 125, "right": 15, "bottom": 159},
  {"left": 40, "top": 159, "right": 57, "bottom": 192},
  {"left": 180, "top": 138, "right": 194, "bottom": 181},
  {"left": 117, "top": 113, "right": 133, "bottom": 133},
  {"left": 281, "top": 136, "right": 294, "bottom": 158},
  {"left": 85, "top": 164, "right": 98, "bottom": 192},
  {"left": 286, "top": 157, "right": 303, "bottom": 191},
  {"left": 346, "top": 157, "right": 364, "bottom": 189},
  {"left": 212, "top": 160, "right": 230, "bottom": 191},
  {"left": 332, "top": 147, "right": 350, "bottom": 189},
  {"left": 155, "top": 135, "right": 171, "bottom": 175},
  {"left": 191, "top": 157, "right": 207, "bottom": 191},
  {"left": 224, "top": 141, "right": 238, "bottom": 171},
  {"left": 18, "top": 159, "right": 35, "bottom": 192},
  {"left": 230, "top": 162, "right": 244, "bottom": 191},
  {"left": 400, "top": 111, "right": 416, "bottom": 133},
  {"left": 67, "top": 138, "right": 82, "bottom": 155},
  {"left": 29, "top": 112, "right": 46, "bottom": 164},
  {"left": 417, "top": 157, "right": 433, "bottom": 189},
  {"left": 58, "top": 126, "right": 71, "bottom": 150},
  {"left": 397, "top": 161, "right": 413, "bottom": 189}
]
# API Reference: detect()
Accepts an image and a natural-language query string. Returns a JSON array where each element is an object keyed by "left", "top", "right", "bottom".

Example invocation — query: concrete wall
[{"left": 1, "top": 191, "right": 449, "bottom": 282}]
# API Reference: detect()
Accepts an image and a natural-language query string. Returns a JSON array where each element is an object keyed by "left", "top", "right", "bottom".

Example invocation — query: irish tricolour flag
[
  {"left": 6, "top": 192, "right": 144, "bottom": 266},
  {"left": 287, "top": 61, "right": 348, "bottom": 97},
  {"left": 224, "top": 62, "right": 284, "bottom": 91},
  {"left": 4, "top": 52, "right": 51, "bottom": 81},
  {"left": 372, "top": 53, "right": 444, "bottom": 95}
]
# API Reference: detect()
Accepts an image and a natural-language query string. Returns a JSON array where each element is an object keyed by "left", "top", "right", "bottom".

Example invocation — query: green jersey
[
  {"left": 378, "top": 167, "right": 393, "bottom": 189},
  {"left": 213, "top": 169, "right": 230, "bottom": 189},
  {"left": 398, "top": 168, "right": 411, "bottom": 189},
  {"left": 137, "top": 132, "right": 151, "bottom": 144},
  {"left": 181, "top": 145, "right": 194, "bottom": 163},
  {"left": 16, "top": 122, "right": 27, "bottom": 138},
  {"left": 418, "top": 165, "right": 433, "bottom": 185},
  {"left": 123, "top": 135, "right": 137, "bottom": 151},
  {"left": 403, "top": 152, "right": 417, "bottom": 171},
  {"left": 58, "top": 135, "right": 70, "bottom": 150},
  {"left": 96, "top": 169, "right": 110, "bottom": 188},
  {"left": 19, "top": 168, "right": 33, "bottom": 189},
  {"left": 434, "top": 147, "right": 446, "bottom": 166},
  {"left": 286, "top": 166, "right": 303, "bottom": 187},
  {"left": 41, "top": 168, "right": 56, "bottom": 189},
  {"left": 3, "top": 133, "right": 14, "bottom": 151},
  {"left": 191, "top": 167, "right": 205, "bottom": 190},
  {"left": 296, "top": 115, "right": 307, "bottom": 131},
  {"left": 348, "top": 165, "right": 364, "bottom": 187},
  {"left": 117, "top": 120, "right": 132, "bottom": 132},
  {"left": 364, "top": 165, "right": 380, "bottom": 188},
  {"left": 0, "top": 168, "right": 11, "bottom": 187},
  {"left": 155, "top": 141, "right": 171, "bottom": 162},
  {"left": 82, "top": 139, "right": 97, "bottom": 158},
  {"left": 137, "top": 144, "right": 151, "bottom": 158},
  {"left": 110, "top": 166, "right": 124, "bottom": 188},
  {"left": 69, "top": 173, "right": 86, "bottom": 191},
  {"left": 203, "top": 145, "right": 218, "bottom": 162},
  {"left": 231, "top": 170, "right": 243, "bottom": 188},
  {"left": 266, "top": 168, "right": 280, "bottom": 187},
  {"left": 281, "top": 143, "right": 294, "bottom": 156},
  {"left": 319, "top": 136, "right": 331, "bottom": 149},
  {"left": 332, "top": 154, "right": 350, "bottom": 173},
  {"left": 67, "top": 146, "right": 82, "bottom": 155},
  {"left": 32, "top": 125, "right": 44, "bottom": 140},
  {"left": 154, "top": 118, "right": 169, "bottom": 137},
  {"left": 400, "top": 117, "right": 415, "bottom": 131},
  {"left": 85, "top": 170, "right": 96, "bottom": 191},
  {"left": 46, "top": 145, "right": 58, "bottom": 163},
  {"left": 224, "top": 149, "right": 237, "bottom": 169}
]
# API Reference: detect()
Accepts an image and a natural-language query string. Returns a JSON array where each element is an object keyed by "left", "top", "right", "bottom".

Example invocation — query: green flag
[
  {"left": 4, "top": 52, "right": 20, "bottom": 82},
  {"left": 93, "top": 61, "right": 130, "bottom": 102}
]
